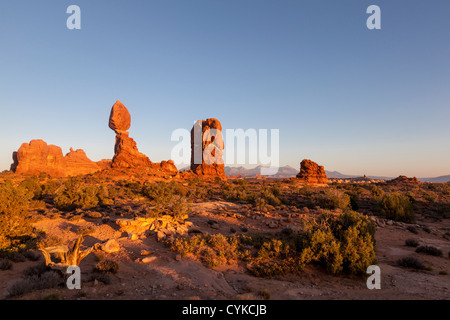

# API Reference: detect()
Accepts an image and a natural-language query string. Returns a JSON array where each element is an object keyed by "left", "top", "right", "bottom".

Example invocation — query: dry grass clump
[
  {"left": 415, "top": 246, "right": 443, "bottom": 257},
  {"left": 397, "top": 256, "right": 426, "bottom": 270}
]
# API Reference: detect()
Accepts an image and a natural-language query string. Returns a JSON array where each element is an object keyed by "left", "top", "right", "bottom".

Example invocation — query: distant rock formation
[
  {"left": 10, "top": 99, "right": 179, "bottom": 177},
  {"left": 109, "top": 100, "right": 152, "bottom": 168},
  {"left": 190, "top": 118, "right": 226, "bottom": 180},
  {"left": 11, "top": 140, "right": 101, "bottom": 177},
  {"left": 389, "top": 175, "right": 420, "bottom": 184},
  {"left": 296, "top": 159, "right": 328, "bottom": 184}
]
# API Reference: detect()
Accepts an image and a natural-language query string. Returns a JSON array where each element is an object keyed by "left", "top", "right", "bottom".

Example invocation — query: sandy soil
[{"left": 1, "top": 201, "right": 449, "bottom": 300}]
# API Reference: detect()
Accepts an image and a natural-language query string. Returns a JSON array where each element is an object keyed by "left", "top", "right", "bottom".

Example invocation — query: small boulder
[
  {"left": 100, "top": 239, "right": 120, "bottom": 254},
  {"left": 141, "top": 256, "right": 157, "bottom": 264}
]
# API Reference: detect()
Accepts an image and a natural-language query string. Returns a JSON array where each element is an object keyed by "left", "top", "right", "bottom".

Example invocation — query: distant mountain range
[
  {"left": 180, "top": 165, "right": 450, "bottom": 182},
  {"left": 418, "top": 175, "right": 450, "bottom": 183}
]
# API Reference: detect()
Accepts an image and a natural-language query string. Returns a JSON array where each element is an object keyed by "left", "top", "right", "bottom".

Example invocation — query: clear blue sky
[{"left": 0, "top": 0, "right": 449, "bottom": 177}]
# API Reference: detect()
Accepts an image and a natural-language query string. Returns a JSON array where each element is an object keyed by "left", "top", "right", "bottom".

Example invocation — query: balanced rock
[
  {"left": 109, "top": 100, "right": 131, "bottom": 133},
  {"left": 11, "top": 140, "right": 101, "bottom": 177},
  {"left": 109, "top": 101, "right": 152, "bottom": 168},
  {"left": 190, "top": 118, "right": 226, "bottom": 180},
  {"left": 296, "top": 159, "right": 328, "bottom": 184}
]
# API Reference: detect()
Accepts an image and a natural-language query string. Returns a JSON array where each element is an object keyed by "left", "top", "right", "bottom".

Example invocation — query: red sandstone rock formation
[
  {"left": 109, "top": 101, "right": 152, "bottom": 168},
  {"left": 11, "top": 99, "right": 179, "bottom": 177},
  {"left": 11, "top": 140, "right": 100, "bottom": 177},
  {"left": 190, "top": 118, "right": 226, "bottom": 180},
  {"left": 112, "top": 132, "right": 152, "bottom": 168},
  {"left": 389, "top": 175, "right": 420, "bottom": 184},
  {"left": 296, "top": 159, "right": 328, "bottom": 184},
  {"left": 160, "top": 160, "right": 178, "bottom": 175},
  {"left": 108, "top": 100, "right": 131, "bottom": 133},
  {"left": 108, "top": 100, "right": 178, "bottom": 176}
]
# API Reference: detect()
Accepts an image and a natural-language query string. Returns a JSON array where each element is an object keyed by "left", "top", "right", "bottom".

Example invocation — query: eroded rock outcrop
[
  {"left": 11, "top": 140, "right": 101, "bottom": 177},
  {"left": 108, "top": 100, "right": 178, "bottom": 176},
  {"left": 109, "top": 100, "right": 152, "bottom": 168},
  {"left": 389, "top": 175, "right": 420, "bottom": 184},
  {"left": 296, "top": 159, "right": 328, "bottom": 184},
  {"left": 190, "top": 118, "right": 226, "bottom": 180}
]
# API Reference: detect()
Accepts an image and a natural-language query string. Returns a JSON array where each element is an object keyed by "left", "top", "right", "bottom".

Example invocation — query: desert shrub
[
  {"left": 8, "top": 270, "right": 62, "bottom": 297},
  {"left": 423, "top": 192, "right": 439, "bottom": 203},
  {"left": 186, "top": 179, "right": 211, "bottom": 199},
  {"left": 245, "top": 211, "right": 376, "bottom": 277},
  {"left": 300, "top": 211, "right": 376, "bottom": 275},
  {"left": 369, "top": 185, "right": 385, "bottom": 200},
  {"left": 248, "top": 238, "right": 299, "bottom": 277},
  {"left": 142, "top": 181, "right": 187, "bottom": 203},
  {"left": 0, "top": 181, "right": 33, "bottom": 251},
  {"left": 379, "top": 192, "right": 415, "bottom": 223},
  {"left": 23, "top": 250, "right": 41, "bottom": 261},
  {"left": 258, "top": 290, "right": 271, "bottom": 300},
  {"left": 54, "top": 178, "right": 111, "bottom": 211},
  {"left": 30, "top": 200, "right": 46, "bottom": 210},
  {"left": 94, "top": 259, "right": 119, "bottom": 274},
  {"left": 142, "top": 181, "right": 190, "bottom": 215},
  {"left": 19, "top": 176, "right": 43, "bottom": 200},
  {"left": 9, "top": 252, "right": 26, "bottom": 262},
  {"left": 170, "top": 234, "right": 239, "bottom": 268},
  {"left": 0, "top": 259, "right": 13, "bottom": 270},
  {"left": 36, "top": 233, "right": 64, "bottom": 249},
  {"left": 22, "top": 262, "right": 49, "bottom": 277},
  {"left": 315, "top": 189, "right": 350, "bottom": 210},
  {"left": 88, "top": 273, "right": 111, "bottom": 285},
  {"left": 41, "top": 180, "right": 62, "bottom": 197},
  {"left": 169, "top": 196, "right": 192, "bottom": 220},
  {"left": 397, "top": 256, "right": 426, "bottom": 270},
  {"left": 415, "top": 246, "right": 443, "bottom": 257},
  {"left": 300, "top": 227, "right": 343, "bottom": 274},
  {"left": 187, "top": 176, "right": 203, "bottom": 186},
  {"left": 298, "top": 185, "right": 313, "bottom": 197},
  {"left": 96, "top": 184, "right": 113, "bottom": 206},
  {"left": 144, "top": 187, "right": 192, "bottom": 220},
  {"left": 406, "top": 226, "right": 419, "bottom": 234},
  {"left": 253, "top": 186, "right": 283, "bottom": 208},
  {"left": 76, "top": 225, "right": 97, "bottom": 236},
  {"left": 405, "top": 239, "right": 419, "bottom": 247},
  {"left": 221, "top": 183, "right": 253, "bottom": 203}
]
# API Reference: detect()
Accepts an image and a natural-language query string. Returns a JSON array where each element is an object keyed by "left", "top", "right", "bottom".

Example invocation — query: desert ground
[{"left": 0, "top": 170, "right": 449, "bottom": 300}]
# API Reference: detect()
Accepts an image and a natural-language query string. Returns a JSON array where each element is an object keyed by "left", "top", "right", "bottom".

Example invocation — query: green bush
[
  {"left": 171, "top": 234, "right": 239, "bottom": 268},
  {"left": 423, "top": 192, "right": 439, "bottom": 203},
  {"left": 299, "top": 211, "right": 376, "bottom": 275},
  {"left": 0, "top": 181, "right": 33, "bottom": 251},
  {"left": 379, "top": 192, "right": 415, "bottom": 223},
  {"left": 221, "top": 183, "right": 253, "bottom": 203},
  {"left": 254, "top": 186, "right": 283, "bottom": 207},
  {"left": 369, "top": 185, "right": 384, "bottom": 200},
  {"left": 19, "top": 176, "right": 43, "bottom": 200},
  {"left": 244, "top": 210, "right": 376, "bottom": 277},
  {"left": 142, "top": 182, "right": 191, "bottom": 219},
  {"left": 54, "top": 178, "right": 111, "bottom": 211},
  {"left": 315, "top": 188, "right": 351, "bottom": 210}
]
